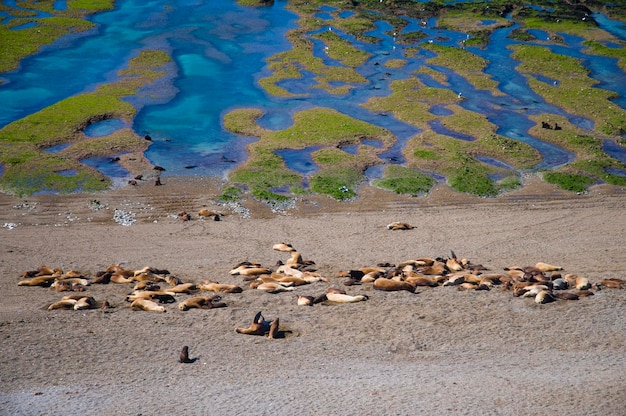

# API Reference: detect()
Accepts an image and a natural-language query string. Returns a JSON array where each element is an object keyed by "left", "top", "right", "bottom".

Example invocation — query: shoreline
[{"left": 1, "top": 176, "right": 625, "bottom": 415}]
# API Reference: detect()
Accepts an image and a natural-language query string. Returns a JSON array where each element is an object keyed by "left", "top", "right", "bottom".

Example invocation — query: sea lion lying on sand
[
  {"left": 387, "top": 222, "right": 414, "bottom": 230},
  {"left": 234, "top": 312, "right": 283, "bottom": 339},
  {"left": 178, "top": 295, "right": 227, "bottom": 311},
  {"left": 373, "top": 277, "right": 416, "bottom": 292},
  {"left": 198, "top": 279, "right": 243, "bottom": 293},
  {"left": 131, "top": 298, "right": 166, "bottom": 313}
]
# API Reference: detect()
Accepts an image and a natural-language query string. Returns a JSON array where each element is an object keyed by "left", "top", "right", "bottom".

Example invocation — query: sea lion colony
[{"left": 16, "top": 234, "right": 626, "bottom": 334}]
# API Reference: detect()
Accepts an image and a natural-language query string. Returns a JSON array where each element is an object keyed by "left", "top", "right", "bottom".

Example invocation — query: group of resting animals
[{"left": 17, "top": 221, "right": 626, "bottom": 339}]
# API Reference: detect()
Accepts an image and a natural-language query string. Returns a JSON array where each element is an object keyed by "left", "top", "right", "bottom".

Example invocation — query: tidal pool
[{"left": 0, "top": 1, "right": 625, "bottom": 184}]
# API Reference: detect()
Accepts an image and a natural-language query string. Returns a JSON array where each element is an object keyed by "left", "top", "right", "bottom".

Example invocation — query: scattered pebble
[
  {"left": 3, "top": 222, "right": 18, "bottom": 230},
  {"left": 113, "top": 209, "right": 136, "bottom": 226}
]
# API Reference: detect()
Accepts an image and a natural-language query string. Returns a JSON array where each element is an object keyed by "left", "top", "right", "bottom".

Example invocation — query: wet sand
[{"left": 0, "top": 176, "right": 625, "bottom": 415}]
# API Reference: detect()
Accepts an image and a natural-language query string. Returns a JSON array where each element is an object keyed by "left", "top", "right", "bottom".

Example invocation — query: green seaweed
[{"left": 372, "top": 165, "right": 436, "bottom": 196}]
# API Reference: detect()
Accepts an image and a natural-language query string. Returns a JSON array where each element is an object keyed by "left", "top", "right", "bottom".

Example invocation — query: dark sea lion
[
  {"left": 553, "top": 292, "right": 579, "bottom": 301},
  {"left": 93, "top": 271, "right": 112, "bottom": 284},
  {"left": 179, "top": 346, "right": 197, "bottom": 364}
]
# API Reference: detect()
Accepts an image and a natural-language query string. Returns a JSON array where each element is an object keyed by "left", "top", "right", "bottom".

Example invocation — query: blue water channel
[{"left": 1, "top": 1, "right": 625, "bottom": 181}]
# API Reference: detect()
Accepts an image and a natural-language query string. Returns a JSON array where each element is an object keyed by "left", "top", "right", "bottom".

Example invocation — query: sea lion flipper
[
  {"left": 253, "top": 311, "right": 264, "bottom": 325},
  {"left": 268, "top": 317, "right": 280, "bottom": 339}
]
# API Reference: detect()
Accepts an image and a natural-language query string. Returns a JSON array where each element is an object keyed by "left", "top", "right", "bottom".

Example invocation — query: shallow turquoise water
[{"left": 1, "top": 1, "right": 625, "bottom": 182}]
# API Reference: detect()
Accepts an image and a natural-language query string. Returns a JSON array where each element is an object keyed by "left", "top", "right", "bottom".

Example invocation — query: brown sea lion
[
  {"left": 285, "top": 251, "right": 303, "bottom": 267},
  {"left": 131, "top": 272, "right": 161, "bottom": 282},
  {"left": 553, "top": 292, "right": 579, "bottom": 301},
  {"left": 417, "top": 261, "right": 447, "bottom": 276},
  {"left": 18, "top": 273, "right": 60, "bottom": 287},
  {"left": 373, "top": 277, "right": 416, "bottom": 292},
  {"left": 93, "top": 271, "right": 112, "bottom": 284},
  {"left": 446, "top": 257, "right": 464, "bottom": 272},
  {"left": 457, "top": 282, "right": 479, "bottom": 291},
  {"left": 21, "top": 265, "right": 55, "bottom": 278},
  {"left": 131, "top": 298, "right": 166, "bottom": 313},
  {"left": 235, "top": 311, "right": 270, "bottom": 335},
  {"left": 599, "top": 278, "right": 626, "bottom": 289},
  {"left": 254, "top": 282, "right": 295, "bottom": 293},
  {"left": 198, "top": 279, "right": 243, "bottom": 293},
  {"left": 178, "top": 295, "right": 226, "bottom": 311},
  {"left": 127, "top": 290, "right": 176, "bottom": 303},
  {"left": 535, "top": 290, "right": 556, "bottom": 304},
  {"left": 198, "top": 209, "right": 221, "bottom": 220},
  {"left": 106, "top": 264, "right": 134, "bottom": 277},
  {"left": 110, "top": 274, "right": 134, "bottom": 284},
  {"left": 387, "top": 222, "right": 414, "bottom": 230},
  {"left": 52, "top": 277, "right": 90, "bottom": 288},
  {"left": 567, "top": 275, "right": 591, "bottom": 290},
  {"left": 54, "top": 280, "right": 72, "bottom": 292},
  {"left": 167, "top": 283, "right": 197, "bottom": 294},
  {"left": 48, "top": 299, "right": 77, "bottom": 310},
  {"left": 297, "top": 295, "right": 315, "bottom": 306},
  {"left": 73, "top": 296, "right": 97, "bottom": 310},
  {"left": 403, "top": 274, "right": 439, "bottom": 287},
  {"left": 325, "top": 292, "right": 368, "bottom": 303},
  {"left": 164, "top": 275, "right": 183, "bottom": 286},
  {"left": 272, "top": 242, "right": 296, "bottom": 252},
  {"left": 442, "top": 275, "right": 465, "bottom": 287},
  {"left": 577, "top": 290, "right": 595, "bottom": 298},
  {"left": 534, "top": 262, "right": 563, "bottom": 272},
  {"left": 229, "top": 265, "right": 272, "bottom": 276}
]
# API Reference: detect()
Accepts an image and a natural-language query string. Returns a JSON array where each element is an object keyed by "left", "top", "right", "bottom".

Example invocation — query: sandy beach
[{"left": 1, "top": 177, "right": 625, "bottom": 415}]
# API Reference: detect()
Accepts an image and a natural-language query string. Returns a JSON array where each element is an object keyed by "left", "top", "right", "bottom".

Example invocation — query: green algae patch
[
  {"left": 384, "top": 59, "right": 407, "bottom": 69},
  {"left": 0, "top": 1, "right": 115, "bottom": 74},
  {"left": 543, "top": 171, "right": 595, "bottom": 193},
  {"left": 363, "top": 77, "right": 459, "bottom": 129},
  {"left": 423, "top": 44, "right": 500, "bottom": 93},
  {"left": 311, "top": 30, "right": 371, "bottom": 67},
  {"left": 310, "top": 146, "right": 381, "bottom": 200},
  {"left": 528, "top": 114, "right": 626, "bottom": 192},
  {"left": 0, "top": 50, "right": 172, "bottom": 196},
  {"left": 404, "top": 111, "right": 540, "bottom": 197},
  {"left": 224, "top": 107, "right": 395, "bottom": 200},
  {"left": 0, "top": 17, "right": 94, "bottom": 73},
  {"left": 259, "top": 30, "right": 368, "bottom": 97},
  {"left": 372, "top": 165, "right": 436, "bottom": 196},
  {"left": 223, "top": 109, "right": 269, "bottom": 138},
  {"left": 583, "top": 40, "right": 626, "bottom": 71},
  {"left": 61, "top": 128, "right": 149, "bottom": 160},
  {"left": 511, "top": 44, "right": 625, "bottom": 136},
  {"left": 437, "top": 8, "right": 511, "bottom": 34},
  {"left": 518, "top": 16, "right": 613, "bottom": 42}
]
